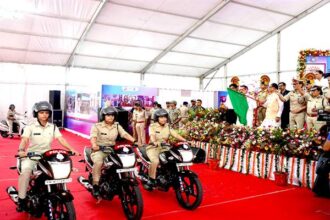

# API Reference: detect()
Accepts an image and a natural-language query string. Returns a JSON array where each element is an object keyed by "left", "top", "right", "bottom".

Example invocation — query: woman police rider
[
  {"left": 90, "top": 106, "right": 136, "bottom": 196},
  {"left": 146, "top": 109, "right": 188, "bottom": 187},
  {"left": 16, "top": 101, "right": 80, "bottom": 212}
]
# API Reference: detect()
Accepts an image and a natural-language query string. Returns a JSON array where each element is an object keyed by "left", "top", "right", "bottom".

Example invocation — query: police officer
[
  {"left": 169, "top": 100, "right": 181, "bottom": 129},
  {"left": 7, "top": 104, "right": 23, "bottom": 137},
  {"left": 90, "top": 106, "right": 135, "bottom": 196},
  {"left": 277, "top": 79, "right": 307, "bottom": 129},
  {"left": 303, "top": 86, "right": 327, "bottom": 131},
  {"left": 16, "top": 101, "right": 80, "bottom": 212},
  {"left": 146, "top": 109, "right": 187, "bottom": 187},
  {"left": 256, "top": 81, "right": 268, "bottom": 126},
  {"left": 132, "top": 102, "right": 147, "bottom": 145}
]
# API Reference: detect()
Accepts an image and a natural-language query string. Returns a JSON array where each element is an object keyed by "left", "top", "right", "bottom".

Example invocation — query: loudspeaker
[
  {"left": 116, "top": 107, "right": 129, "bottom": 132},
  {"left": 52, "top": 110, "right": 63, "bottom": 128},
  {"left": 49, "top": 90, "right": 61, "bottom": 110}
]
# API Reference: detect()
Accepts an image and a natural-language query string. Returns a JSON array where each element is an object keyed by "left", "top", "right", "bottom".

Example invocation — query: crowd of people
[
  {"left": 129, "top": 98, "right": 205, "bottom": 146},
  {"left": 224, "top": 70, "right": 330, "bottom": 132}
]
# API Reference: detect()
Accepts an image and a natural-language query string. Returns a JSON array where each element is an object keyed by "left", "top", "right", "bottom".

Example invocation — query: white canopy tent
[
  {"left": 0, "top": 0, "right": 328, "bottom": 77},
  {"left": 0, "top": 0, "right": 329, "bottom": 114}
]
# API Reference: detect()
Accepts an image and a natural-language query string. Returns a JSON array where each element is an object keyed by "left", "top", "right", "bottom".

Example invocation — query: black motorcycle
[
  {"left": 135, "top": 142, "right": 204, "bottom": 210},
  {"left": 6, "top": 149, "right": 76, "bottom": 220},
  {"left": 78, "top": 144, "right": 143, "bottom": 220}
]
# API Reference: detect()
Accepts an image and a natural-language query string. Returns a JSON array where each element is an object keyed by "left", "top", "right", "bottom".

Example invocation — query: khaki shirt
[
  {"left": 169, "top": 108, "right": 181, "bottom": 121},
  {"left": 149, "top": 123, "right": 180, "bottom": 144},
  {"left": 257, "top": 89, "right": 268, "bottom": 106},
  {"left": 7, "top": 109, "right": 16, "bottom": 120},
  {"left": 304, "top": 94, "right": 327, "bottom": 115},
  {"left": 133, "top": 109, "right": 147, "bottom": 122},
  {"left": 179, "top": 106, "right": 189, "bottom": 118},
  {"left": 282, "top": 91, "right": 306, "bottom": 112},
  {"left": 90, "top": 122, "right": 128, "bottom": 146},
  {"left": 22, "top": 121, "right": 62, "bottom": 154}
]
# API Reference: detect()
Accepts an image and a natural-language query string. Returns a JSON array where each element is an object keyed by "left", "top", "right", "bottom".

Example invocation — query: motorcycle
[
  {"left": 135, "top": 142, "right": 204, "bottom": 210},
  {"left": 0, "top": 112, "right": 28, "bottom": 138},
  {"left": 6, "top": 149, "right": 76, "bottom": 220},
  {"left": 78, "top": 144, "right": 143, "bottom": 220}
]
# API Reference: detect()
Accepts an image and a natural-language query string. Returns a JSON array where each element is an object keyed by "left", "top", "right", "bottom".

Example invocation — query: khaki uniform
[
  {"left": 179, "top": 106, "right": 189, "bottom": 127},
  {"left": 281, "top": 91, "right": 306, "bottom": 129},
  {"left": 90, "top": 122, "right": 129, "bottom": 184},
  {"left": 147, "top": 123, "right": 181, "bottom": 179},
  {"left": 304, "top": 94, "right": 327, "bottom": 131},
  {"left": 169, "top": 108, "right": 181, "bottom": 129},
  {"left": 7, "top": 109, "right": 18, "bottom": 134},
  {"left": 133, "top": 109, "right": 147, "bottom": 145},
  {"left": 19, "top": 122, "right": 62, "bottom": 198},
  {"left": 256, "top": 89, "right": 268, "bottom": 126}
]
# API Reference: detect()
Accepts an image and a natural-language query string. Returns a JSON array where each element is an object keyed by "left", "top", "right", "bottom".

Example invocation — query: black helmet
[
  {"left": 100, "top": 106, "right": 118, "bottom": 121},
  {"left": 153, "top": 109, "right": 169, "bottom": 122},
  {"left": 9, "top": 104, "right": 15, "bottom": 109},
  {"left": 33, "top": 101, "right": 53, "bottom": 118}
]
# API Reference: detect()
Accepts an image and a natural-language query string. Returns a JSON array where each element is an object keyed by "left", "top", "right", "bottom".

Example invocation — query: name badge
[
  {"left": 33, "top": 133, "right": 41, "bottom": 135},
  {"left": 101, "top": 133, "right": 107, "bottom": 135},
  {"left": 155, "top": 131, "right": 160, "bottom": 134}
]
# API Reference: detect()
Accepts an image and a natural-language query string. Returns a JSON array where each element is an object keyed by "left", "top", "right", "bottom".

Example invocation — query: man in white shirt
[
  {"left": 261, "top": 83, "right": 283, "bottom": 128},
  {"left": 314, "top": 70, "right": 328, "bottom": 89}
]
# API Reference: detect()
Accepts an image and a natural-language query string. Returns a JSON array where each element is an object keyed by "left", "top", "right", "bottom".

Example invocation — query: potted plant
[
  {"left": 208, "top": 144, "right": 220, "bottom": 170},
  {"left": 273, "top": 163, "right": 289, "bottom": 186}
]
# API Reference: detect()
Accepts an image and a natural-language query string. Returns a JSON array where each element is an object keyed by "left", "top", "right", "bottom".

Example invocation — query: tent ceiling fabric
[{"left": 0, "top": 0, "right": 326, "bottom": 76}]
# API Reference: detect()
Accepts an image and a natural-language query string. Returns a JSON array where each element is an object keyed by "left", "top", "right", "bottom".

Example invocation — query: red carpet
[{"left": 0, "top": 130, "right": 329, "bottom": 220}]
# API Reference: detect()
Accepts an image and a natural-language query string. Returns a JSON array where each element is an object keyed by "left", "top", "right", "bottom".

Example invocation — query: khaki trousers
[
  {"left": 18, "top": 158, "right": 38, "bottom": 199},
  {"left": 146, "top": 145, "right": 168, "bottom": 179},
  {"left": 289, "top": 112, "right": 306, "bottom": 129},
  {"left": 306, "top": 116, "right": 326, "bottom": 131},
  {"left": 135, "top": 123, "right": 146, "bottom": 145},
  {"left": 91, "top": 151, "right": 108, "bottom": 185}
]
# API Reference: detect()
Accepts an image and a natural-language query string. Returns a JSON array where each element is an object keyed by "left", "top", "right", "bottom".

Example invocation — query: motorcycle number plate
[
  {"left": 176, "top": 162, "right": 193, "bottom": 167},
  {"left": 116, "top": 167, "right": 136, "bottom": 173},
  {"left": 45, "top": 178, "right": 72, "bottom": 185}
]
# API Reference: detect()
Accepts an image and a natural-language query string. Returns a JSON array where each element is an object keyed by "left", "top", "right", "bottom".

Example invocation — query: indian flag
[{"left": 227, "top": 88, "right": 248, "bottom": 125}]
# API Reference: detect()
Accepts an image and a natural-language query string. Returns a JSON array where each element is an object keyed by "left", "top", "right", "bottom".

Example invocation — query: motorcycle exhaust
[
  {"left": 77, "top": 176, "right": 92, "bottom": 191},
  {"left": 7, "top": 186, "right": 19, "bottom": 204}
]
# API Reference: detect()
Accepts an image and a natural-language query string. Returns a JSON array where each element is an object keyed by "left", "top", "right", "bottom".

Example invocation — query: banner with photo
[
  {"left": 305, "top": 56, "right": 330, "bottom": 73},
  {"left": 65, "top": 86, "right": 100, "bottom": 135},
  {"left": 101, "top": 85, "right": 158, "bottom": 109}
]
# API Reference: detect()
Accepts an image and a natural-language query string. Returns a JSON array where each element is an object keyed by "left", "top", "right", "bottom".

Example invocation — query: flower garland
[
  {"left": 239, "top": 149, "right": 246, "bottom": 173},
  {"left": 229, "top": 148, "right": 237, "bottom": 170},
  {"left": 306, "top": 159, "right": 311, "bottom": 188},
  {"left": 297, "top": 49, "right": 330, "bottom": 78},
  {"left": 257, "top": 152, "right": 261, "bottom": 178},
  {"left": 296, "top": 158, "right": 301, "bottom": 187},
  {"left": 275, "top": 154, "right": 279, "bottom": 172},
  {"left": 246, "top": 151, "right": 252, "bottom": 175},
  {"left": 264, "top": 153, "right": 269, "bottom": 179},
  {"left": 285, "top": 156, "right": 290, "bottom": 173},
  {"left": 222, "top": 146, "right": 230, "bottom": 168}
]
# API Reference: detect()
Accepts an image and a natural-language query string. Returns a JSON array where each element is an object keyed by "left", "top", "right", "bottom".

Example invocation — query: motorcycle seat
[
  {"left": 139, "top": 146, "right": 150, "bottom": 162},
  {"left": 84, "top": 147, "right": 94, "bottom": 167}
]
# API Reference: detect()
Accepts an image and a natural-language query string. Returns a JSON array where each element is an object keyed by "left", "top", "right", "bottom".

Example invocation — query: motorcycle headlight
[
  {"left": 178, "top": 150, "right": 193, "bottom": 162},
  {"left": 48, "top": 161, "right": 71, "bottom": 179},
  {"left": 118, "top": 153, "right": 136, "bottom": 168}
]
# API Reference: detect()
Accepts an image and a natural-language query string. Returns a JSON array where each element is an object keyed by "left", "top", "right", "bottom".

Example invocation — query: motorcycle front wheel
[
  {"left": 175, "top": 173, "right": 203, "bottom": 210},
  {"left": 0, "top": 131, "right": 8, "bottom": 138},
  {"left": 46, "top": 200, "right": 76, "bottom": 220},
  {"left": 120, "top": 184, "right": 143, "bottom": 220}
]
